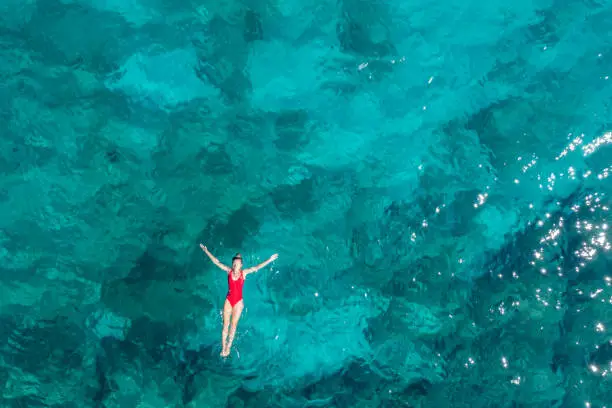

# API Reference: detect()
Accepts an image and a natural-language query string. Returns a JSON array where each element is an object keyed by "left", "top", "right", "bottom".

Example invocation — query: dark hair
[{"left": 232, "top": 253, "right": 242, "bottom": 262}]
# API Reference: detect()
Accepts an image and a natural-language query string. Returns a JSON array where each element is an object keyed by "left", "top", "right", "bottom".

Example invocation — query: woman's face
[{"left": 232, "top": 258, "right": 243, "bottom": 270}]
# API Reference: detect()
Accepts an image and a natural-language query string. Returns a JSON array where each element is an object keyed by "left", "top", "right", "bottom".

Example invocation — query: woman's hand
[
  {"left": 270, "top": 253, "right": 278, "bottom": 261},
  {"left": 200, "top": 244, "right": 231, "bottom": 273}
]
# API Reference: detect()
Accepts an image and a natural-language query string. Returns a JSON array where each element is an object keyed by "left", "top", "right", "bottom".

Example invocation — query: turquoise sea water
[{"left": 1, "top": 0, "right": 611, "bottom": 407}]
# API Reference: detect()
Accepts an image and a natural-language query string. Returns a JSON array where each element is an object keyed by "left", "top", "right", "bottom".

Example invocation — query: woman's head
[{"left": 232, "top": 253, "right": 243, "bottom": 270}]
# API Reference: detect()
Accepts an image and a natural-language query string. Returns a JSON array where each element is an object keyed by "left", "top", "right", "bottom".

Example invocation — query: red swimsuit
[{"left": 226, "top": 271, "right": 244, "bottom": 307}]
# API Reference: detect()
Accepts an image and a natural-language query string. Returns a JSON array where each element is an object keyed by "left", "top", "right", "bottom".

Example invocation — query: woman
[{"left": 200, "top": 243, "right": 278, "bottom": 357}]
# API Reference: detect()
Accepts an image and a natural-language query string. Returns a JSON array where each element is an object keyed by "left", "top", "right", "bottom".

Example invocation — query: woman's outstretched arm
[
  {"left": 200, "top": 244, "right": 231, "bottom": 273},
  {"left": 244, "top": 253, "right": 278, "bottom": 276}
]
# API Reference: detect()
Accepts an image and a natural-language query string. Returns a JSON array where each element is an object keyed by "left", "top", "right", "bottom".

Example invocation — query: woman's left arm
[{"left": 244, "top": 253, "right": 278, "bottom": 275}]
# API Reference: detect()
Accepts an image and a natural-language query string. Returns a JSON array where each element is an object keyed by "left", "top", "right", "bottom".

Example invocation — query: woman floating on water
[{"left": 200, "top": 244, "right": 278, "bottom": 357}]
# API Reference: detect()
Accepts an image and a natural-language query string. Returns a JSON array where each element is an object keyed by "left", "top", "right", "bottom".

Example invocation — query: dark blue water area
[{"left": 1, "top": 0, "right": 611, "bottom": 407}]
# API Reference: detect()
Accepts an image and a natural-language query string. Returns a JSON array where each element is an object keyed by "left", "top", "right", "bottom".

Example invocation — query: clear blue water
[{"left": 1, "top": 0, "right": 611, "bottom": 407}]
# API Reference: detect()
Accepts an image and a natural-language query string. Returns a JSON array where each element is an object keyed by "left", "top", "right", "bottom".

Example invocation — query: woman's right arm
[{"left": 200, "top": 244, "right": 231, "bottom": 273}]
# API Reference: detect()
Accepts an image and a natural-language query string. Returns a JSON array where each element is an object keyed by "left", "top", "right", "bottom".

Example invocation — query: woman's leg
[
  {"left": 226, "top": 300, "right": 244, "bottom": 355},
  {"left": 221, "top": 299, "right": 232, "bottom": 356}
]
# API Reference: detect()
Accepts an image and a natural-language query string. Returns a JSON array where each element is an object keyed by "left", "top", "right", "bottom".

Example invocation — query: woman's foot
[{"left": 220, "top": 347, "right": 230, "bottom": 357}]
